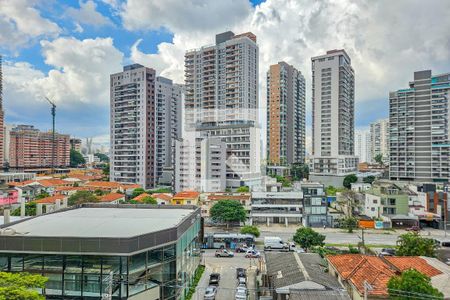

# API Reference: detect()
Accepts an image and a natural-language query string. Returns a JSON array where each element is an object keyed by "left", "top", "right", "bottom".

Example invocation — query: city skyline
[{"left": 2, "top": 0, "right": 450, "bottom": 148}]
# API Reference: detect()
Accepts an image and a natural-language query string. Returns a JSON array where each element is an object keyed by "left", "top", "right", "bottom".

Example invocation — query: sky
[{"left": 1, "top": 0, "right": 450, "bottom": 150}]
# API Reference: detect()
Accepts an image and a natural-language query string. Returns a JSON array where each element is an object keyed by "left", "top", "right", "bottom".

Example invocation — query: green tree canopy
[
  {"left": 11, "top": 202, "right": 37, "bottom": 217},
  {"left": 70, "top": 149, "right": 85, "bottom": 167},
  {"left": 0, "top": 271, "right": 48, "bottom": 300},
  {"left": 291, "top": 163, "right": 309, "bottom": 181},
  {"left": 140, "top": 196, "right": 157, "bottom": 204},
  {"left": 293, "top": 227, "right": 325, "bottom": 252},
  {"left": 236, "top": 186, "right": 249, "bottom": 193},
  {"left": 363, "top": 175, "right": 376, "bottom": 184},
  {"left": 374, "top": 154, "right": 384, "bottom": 166},
  {"left": 131, "top": 188, "right": 145, "bottom": 199},
  {"left": 35, "top": 191, "right": 50, "bottom": 200},
  {"left": 341, "top": 216, "right": 359, "bottom": 233},
  {"left": 396, "top": 232, "right": 436, "bottom": 257},
  {"left": 147, "top": 187, "right": 172, "bottom": 194},
  {"left": 343, "top": 174, "right": 358, "bottom": 189},
  {"left": 387, "top": 269, "right": 443, "bottom": 300},
  {"left": 102, "top": 164, "right": 110, "bottom": 176},
  {"left": 210, "top": 200, "right": 246, "bottom": 228},
  {"left": 240, "top": 225, "right": 260, "bottom": 237},
  {"left": 68, "top": 191, "right": 98, "bottom": 206}
]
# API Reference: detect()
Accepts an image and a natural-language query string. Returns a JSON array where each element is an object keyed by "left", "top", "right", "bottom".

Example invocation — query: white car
[
  {"left": 204, "top": 286, "right": 217, "bottom": 300},
  {"left": 245, "top": 249, "right": 261, "bottom": 258},
  {"left": 235, "top": 287, "right": 247, "bottom": 300},
  {"left": 238, "top": 276, "right": 246, "bottom": 286}
]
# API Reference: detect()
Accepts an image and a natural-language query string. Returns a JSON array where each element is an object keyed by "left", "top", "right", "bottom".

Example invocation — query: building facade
[
  {"left": 370, "top": 118, "right": 389, "bottom": 164},
  {"left": 310, "top": 49, "right": 357, "bottom": 175},
  {"left": 184, "top": 31, "right": 261, "bottom": 189},
  {"left": 9, "top": 125, "right": 70, "bottom": 169},
  {"left": 390, "top": 70, "right": 450, "bottom": 182},
  {"left": 70, "top": 138, "right": 82, "bottom": 153},
  {"left": 0, "top": 55, "right": 4, "bottom": 167},
  {"left": 0, "top": 205, "right": 202, "bottom": 300},
  {"left": 110, "top": 64, "right": 181, "bottom": 188},
  {"left": 354, "top": 129, "right": 371, "bottom": 163},
  {"left": 267, "top": 62, "right": 306, "bottom": 165}
]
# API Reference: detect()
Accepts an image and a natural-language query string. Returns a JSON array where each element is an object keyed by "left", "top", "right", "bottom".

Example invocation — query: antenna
[{"left": 45, "top": 97, "right": 56, "bottom": 174}]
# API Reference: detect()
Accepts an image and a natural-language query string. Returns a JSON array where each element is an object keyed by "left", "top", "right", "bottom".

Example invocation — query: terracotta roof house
[
  {"left": 37, "top": 179, "right": 72, "bottom": 188},
  {"left": 327, "top": 254, "right": 448, "bottom": 299},
  {"left": 152, "top": 193, "right": 173, "bottom": 204},
  {"left": 99, "top": 193, "right": 125, "bottom": 204},
  {"left": 34, "top": 195, "right": 68, "bottom": 204},
  {"left": 172, "top": 191, "right": 200, "bottom": 205}
]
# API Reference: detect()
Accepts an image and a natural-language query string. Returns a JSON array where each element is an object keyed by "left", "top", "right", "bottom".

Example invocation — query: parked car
[
  {"left": 209, "top": 273, "right": 220, "bottom": 285},
  {"left": 235, "top": 286, "right": 248, "bottom": 300},
  {"left": 288, "top": 241, "right": 297, "bottom": 251},
  {"left": 236, "top": 268, "right": 246, "bottom": 279},
  {"left": 236, "top": 244, "right": 253, "bottom": 253},
  {"left": 204, "top": 286, "right": 217, "bottom": 299},
  {"left": 406, "top": 225, "right": 420, "bottom": 232},
  {"left": 245, "top": 249, "right": 261, "bottom": 258},
  {"left": 238, "top": 276, "right": 246, "bottom": 286},
  {"left": 215, "top": 249, "right": 234, "bottom": 257},
  {"left": 380, "top": 248, "right": 396, "bottom": 256}
]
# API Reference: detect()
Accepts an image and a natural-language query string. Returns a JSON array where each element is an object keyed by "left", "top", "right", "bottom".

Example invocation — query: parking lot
[{"left": 193, "top": 249, "right": 260, "bottom": 300}]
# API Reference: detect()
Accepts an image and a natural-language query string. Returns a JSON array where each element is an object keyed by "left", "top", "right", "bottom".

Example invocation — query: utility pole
[{"left": 45, "top": 97, "right": 56, "bottom": 174}]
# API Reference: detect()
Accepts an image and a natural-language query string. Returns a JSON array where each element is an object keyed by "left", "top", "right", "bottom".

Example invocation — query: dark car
[
  {"left": 209, "top": 273, "right": 220, "bottom": 285},
  {"left": 380, "top": 248, "right": 396, "bottom": 256},
  {"left": 236, "top": 268, "right": 246, "bottom": 279}
]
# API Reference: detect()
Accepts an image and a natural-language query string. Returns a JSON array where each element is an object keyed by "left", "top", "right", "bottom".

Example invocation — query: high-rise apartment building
[
  {"left": 354, "top": 129, "right": 371, "bottom": 163},
  {"left": 309, "top": 49, "right": 358, "bottom": 175},
  {"left": 390, "top": 70, "right": 450, "bottom": 182},
  {"left": 267, "top": 62, "right": 306, "bottom": 165},
  {"left": 183, "top": 31, "right": 261, "bottom": 189},
  {"left": 0, "top": 55, "right": 4, "bottom": 166},
  {"left": 9, "top": 125, "right": 70, "bottom": 168},
  {"left": 370, "top": 118, "right": 389, "bottom": 163},
  {"left": 110, "top": 64, "right": 181, "bottom": 188},
  {"left": 70, "top": 138, "right": 82, "bottom": 153}
]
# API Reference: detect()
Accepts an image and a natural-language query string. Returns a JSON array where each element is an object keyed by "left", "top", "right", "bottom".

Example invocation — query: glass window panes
[{"left": 24, "top": 255, "right": 43, "bottom": 272}]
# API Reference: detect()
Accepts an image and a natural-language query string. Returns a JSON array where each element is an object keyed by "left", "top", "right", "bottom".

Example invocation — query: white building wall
[{"left": 354, "top": 129, "right": 371, "bottom": 163}]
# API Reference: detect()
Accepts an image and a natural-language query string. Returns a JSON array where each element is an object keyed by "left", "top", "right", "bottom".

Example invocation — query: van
[{"left": 264, "top": 236, "right": 288, "bottom": 251}]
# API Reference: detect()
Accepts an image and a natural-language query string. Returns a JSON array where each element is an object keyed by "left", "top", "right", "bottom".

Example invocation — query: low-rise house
[
  {"left": 171, "top": 191, "right": 200, "bottom": 205},
  {"left": 99, "top": 193, "right": 124, "bottom": 204},
  {"left": 151, "top": 193, "right": 172, "bottom": 204},
  {"left": 84, "top": 181, "right": 140, "bottom": 194},
  {"left": 299, "top": 182, "right": 332, "bottom": 227},
  {"left": 0, "top": 189, "right": 19, "bottom": 206},
  {"left": 15, "top": 184, "right": 45, "bottom": 202},
  {"left": 351, "top": 182, "right": 371, "bottom": 193},
  {"left": 363, "top": 181, "right": 409, "bottom": 219},
  {"left": 327, "top": 254, "right": 449, "bottom": 299},
  {"left": 34, "top": 194, "right": 68, "bottom": 205},
  {"left": 265, "top": 252, "right": 349, "bottom": 300},
  {"left": 250, "top": 191, "right": 303, "bottom": 226}
]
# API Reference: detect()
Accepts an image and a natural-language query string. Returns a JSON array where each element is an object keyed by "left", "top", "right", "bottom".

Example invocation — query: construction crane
[{"left": 45, "top": 97, "right": 56, "bottom": 173}]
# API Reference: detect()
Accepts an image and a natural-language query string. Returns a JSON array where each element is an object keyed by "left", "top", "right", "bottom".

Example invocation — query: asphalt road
[{"left": 193, "top": 250, "right": 258, "bottom": 300}]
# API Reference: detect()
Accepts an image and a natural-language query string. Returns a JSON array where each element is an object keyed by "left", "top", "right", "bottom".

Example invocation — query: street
[{"left": 193, "top": 250, "right": 258, "bottom": 300}]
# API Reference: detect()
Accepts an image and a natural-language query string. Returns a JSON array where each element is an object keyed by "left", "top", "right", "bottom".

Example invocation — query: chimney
[
  {"left": 3, "top": 209, "right": 10, "bottom": 225},
  {"left": 37, "top": 203, "right": 43, "bottom": 215}
]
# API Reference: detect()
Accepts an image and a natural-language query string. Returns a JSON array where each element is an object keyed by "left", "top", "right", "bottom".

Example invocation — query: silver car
[
  {"left": 235, "top": 286, "right": 247, "bottom": 300},
  {"left": 204, "top": 286, "right": 217, "bottom": 300}
]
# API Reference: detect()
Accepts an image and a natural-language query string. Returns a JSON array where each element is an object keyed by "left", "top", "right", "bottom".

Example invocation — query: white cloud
[
  {"left": 0, "top": 0, "right": 61, "bottom": 50},
  {"left": 121, "top": 0, "right": 252, "bottom": 33},
  {"left": 66, "top": 0, "right": 113, "bottom": 27}
]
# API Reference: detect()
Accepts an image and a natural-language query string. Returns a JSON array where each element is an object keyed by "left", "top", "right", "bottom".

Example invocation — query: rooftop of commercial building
[{"left": 5, "top": 206, "right": 195, "bottom": 238}]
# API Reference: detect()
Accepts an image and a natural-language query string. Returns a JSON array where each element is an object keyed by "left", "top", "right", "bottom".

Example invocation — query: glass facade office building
[{"left": 0, "top": 205, "right": 202, "bottom": 300}]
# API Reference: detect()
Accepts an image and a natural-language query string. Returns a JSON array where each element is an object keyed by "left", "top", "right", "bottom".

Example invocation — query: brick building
[{"left": 9, "top": 125, "right": 70, "bottom": 169}]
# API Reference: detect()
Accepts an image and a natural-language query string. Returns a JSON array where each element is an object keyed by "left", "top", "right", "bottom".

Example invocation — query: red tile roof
[
  {"left": 37, "top": 179, "right": 70, "bottom": 187},
  {"left": 327, "top": 254, "right": 443, "bottom": 297},
  {"left": 173, "top": 191, "right": 200, "bottom": 199},
  {"left": 152, "top": 193, "right": 173, "bottom": 202},
  {"left": 7, "top": 180, "right": 36, "bottom": 187},
  {"left": 133, "top": 193, "right": 152, "bottom": 201},
  {"left": 385, "top": 256, "right": 442, "bottom": 277},
  {"left": 99, "top": 193, "right": 124, "bottom": 202},
  {"left": 34, "top": 195, "right": 67, "bottom": 204},
  {"left": 85, "top": 181, "right": 141, "bottom": 190}
]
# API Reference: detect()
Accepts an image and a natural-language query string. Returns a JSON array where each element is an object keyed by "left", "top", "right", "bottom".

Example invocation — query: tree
[
  {"left": 341, "top": 216, "right": 359, "bottom": 233},
  {"left": 374, "top": 154, "right": 384, "bottom": 166},
  {"left": 102, "top": 164, "right": 110, "bottom": 176},
  {"left": 68, "top": 191, "right": 98, "bottom": 206},
  {"left": 11, "top": 202, "right": 37, "bottom": 216},
  {"left": 387, "top": 269, "right": 443, "bottom": 300},
  {"left": 147, "top": 187, "right": 172, "bottom": 194},
  {"left": 363, "top": 175, "right": 376, "bottom": 184},
  {"left": 236, "top": 186, "right": 249, "bottom": 193},
  {"left": 34, "top": 192, "right": 50, "bottom": 200},
  {"left": 210, "top": 200, "right": 246, "bottom": 228},
  {"left": 343, "top": 174, "right": 358, "bottom": 189},
  {"left": 94, "top": 153, "right": 109, "bottom": 163},
  {"left": 336, "top": 189, "right": 360, "bottom": 216},
  {"left": 131, "top": 188, "right": 145, "bottom": 199},
  {"left": 140, "top": 196, "right": 157, "bottom": 204},
  {"left": 274, "top": 175, "right": 292, "bottom": 187},
  {"left": 293, "top": 227, "right": 325, "bottom": 252},
  {"left": 0, "top": 271, "right": 48, "bottom": 300},
  {"left": 94, "top": 189, "right": 105, "bottom": 196},
  {"left": 326, "top": 186, "right": 338, "bottom": 196},
  {"left": 396, "top": 232, "right": 437, "bottom": 257},
  {"left": 240, "top": 225, "right": 260, "bottom": 237},
  {"left": 291, "top": 163, "right": 309, "bottom": 181},
  {"left": 70, "top": 149, "right": 85, "bottom": 167}
]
